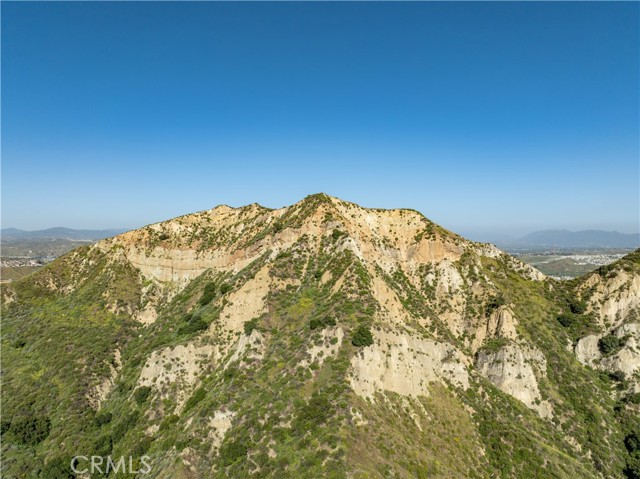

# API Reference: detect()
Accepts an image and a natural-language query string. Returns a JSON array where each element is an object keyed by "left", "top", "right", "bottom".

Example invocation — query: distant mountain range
[
  {"left": 500, "top": 229, "right": 640, "bottom": 250},
  {"left": 1, "top": 227, "right": 127, "bottom": 241}
]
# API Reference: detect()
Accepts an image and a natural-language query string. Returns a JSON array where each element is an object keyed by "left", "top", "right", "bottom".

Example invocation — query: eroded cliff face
[
  {"left": 475, "top": 344, "right": 552, "bottom": 418},
  {"left": 580, "top": 267, "right": 640, "bottom": 329},
  {"left": 95, "top": 195, "right": 537, "bottom": 295},
  {"left": 96, "top": 198, "right": 467, "bottom": 285},
  {"left": 138, "top": 342, "right": 220, "bottom": 411},
  {"left": 575, "top": 323, "right": 640, "bottom": 382},
  {"left": 91, "top": 196, "right": 561, "bottom": 423},
  {"left": 573, "top": 254, "right": 640, "bottom": 389},
  {"left": 349, "top": 329, "right": 470, "bottom": 399},
  {"left": 91, "top": 196, "right": 556, "bottom": 417}
]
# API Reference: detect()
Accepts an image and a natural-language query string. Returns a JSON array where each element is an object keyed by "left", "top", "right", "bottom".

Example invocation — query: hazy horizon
[
  {"left": 2, "top": 192, "right": 639, "bottom": 243},
  {"left": 2, "top": 195, "right": 639, "bottom": 237},
  {"left": 2, "top": 3, "right": 638, "bottom": 234}
]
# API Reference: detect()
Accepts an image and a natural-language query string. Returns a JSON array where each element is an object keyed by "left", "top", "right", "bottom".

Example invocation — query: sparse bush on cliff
[
  {"left": 310, "top": 316, "right": 336, "bottom": 330},
  {"left": 177, "top": 313, "right": 208, "bottom": 335},
  {"left": 244, "top": 318, "right": 259, "bottom": 336},
  {"left": 351, "top": 324, "right": 374, "bottom": 347},
  {"left": 599, "top": 334, "right": 623, "bottom": 356},
  {"left": 133, "top": 386, "right": 152, "bottom": 404},
  {"left": 199, "top": 282, "right": 217, "bottom": 305}
]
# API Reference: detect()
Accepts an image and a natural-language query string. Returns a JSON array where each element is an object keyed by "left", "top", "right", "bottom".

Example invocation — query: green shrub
[
  {"left": 133, "top": 386, "right": 152, "bottom": 404},
  {"left": 219, "top": 283, "right": 232, "bottom": 295},
  {"left": 626, "top": 432, "right": 640, "bottom": 453},
  {"left": 599, "top": 334, "right": 623, "bottom": 355},
  {"left": 112, "top": 411, "right": 139, "bottom": 442},
  {"left": 132, "top": 435, "right": 154, "bottom": 456},
  {"left": 291, "top": 393, "right": 332, "bottom": 436},
  {"left": 625, "top": 393, "right": 640, "bottom": 404},
  {"left": 9, "top": 415, "right": 51, "bottom": 446},
  {"left": 93, "top": 434, "right": 113, "bottom": 456},
  {"left": 557, "top": 313, "right": 574, "bottom": 328},
  {"left": 480, "top": 337, "right": 509, "bottom": 353},
  {"left": 184, "top": 387, "right": 206, "bottom": 412},
  {"left": 159, "top": 414, "right": 179, "bottom": 431},
  {"left": 199, "top": 282, "right": 217, "bottom": 306},
  {"left": 485, "top": 294, "right": 506, "bottom": 315},
  {"left": 223, "top": 367, "right": 237, "bottom": 381},
  {"left": 40, "top": 456, "right": 76, "bottom": 479},
  {"left": 626, "top": 451, "right": 640, "bottom": 479},
  {"left": 556, "top": 310, "right": 598, "bottom": 340},
  {"left": 219, "top": 435, "right": 250, "bottom": 467},
  {"left": 609, "top": 370, "right": 626, "bottom": 382},
  {"left": 244, "top": 318, "right": 259, "bottom": 336},
  {"left": 569, "top": 298, "right": 587, "bottom": 314},
  {"left": 309, "top": 316, "right": 336, "bottom": 330},
  {"left": 94, "top": 411, "right": 112, "bottom": 427},
  {"left": 351, "top": 325, "right": 374, "bottom": 347},
  {"left": 177, "top": 314, "right": 208, "bottom": 335}
]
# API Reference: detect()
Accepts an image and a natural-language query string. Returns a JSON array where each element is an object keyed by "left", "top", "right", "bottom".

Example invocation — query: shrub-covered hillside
[{"left": 2, "top": 195, "right": 639, "bottom": 478}]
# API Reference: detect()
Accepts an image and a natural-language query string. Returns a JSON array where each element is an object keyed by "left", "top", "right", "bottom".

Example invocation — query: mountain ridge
[
  {"left": 1, "top": 227, "right": 128, "bottom": 241},
  {"left": 2, "top": 194, "right": 639, "bottom": 479}
]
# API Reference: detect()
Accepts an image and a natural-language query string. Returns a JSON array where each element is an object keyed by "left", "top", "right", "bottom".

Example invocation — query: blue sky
[{"left": 2, "top": 2, "right": 638, "bottom": 238}]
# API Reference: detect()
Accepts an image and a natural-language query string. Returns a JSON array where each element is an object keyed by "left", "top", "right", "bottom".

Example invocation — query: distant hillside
[
  {"left": 508, "top": 229, "right": 639, "bottom": 249},
  {"left": 1, "top": 227, "right": 127, "bottom": 241}
]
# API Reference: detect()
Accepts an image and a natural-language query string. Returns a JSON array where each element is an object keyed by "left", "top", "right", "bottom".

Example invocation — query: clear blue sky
[{"left": 2, "top": 2, "right": 638, "bottom": 238}]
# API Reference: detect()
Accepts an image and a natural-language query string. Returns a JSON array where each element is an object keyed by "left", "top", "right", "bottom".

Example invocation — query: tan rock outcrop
[
  {"left": 471, "top": 307, "right": 519, "bottom": 353},
  {"left": 581, "top": 270, "right": 640, "bottom": 329},
  {"left": 475, "top": 344, "right": 552, "bottom": 418},
  {"left": 575, "top": 323, "right": 640, "bottom": 380},
  {"left": 138, "top": 342, "right": 219, "bottom": 410},
  {"left": 349, "top": 329, "right": 470, "bottom": 399}
]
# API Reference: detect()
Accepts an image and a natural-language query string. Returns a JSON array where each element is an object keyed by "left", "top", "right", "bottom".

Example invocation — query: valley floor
[{"left": 509, "top": 249, "right": 634, "bottom": 279}]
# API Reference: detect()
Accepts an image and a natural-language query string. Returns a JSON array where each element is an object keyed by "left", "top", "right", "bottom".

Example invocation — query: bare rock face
[
  {"left": 211, "top": 265, "right": 271, "bottom": 335},
  {"left": 575, "top": 323, "right": 640, "bottom": 381},
  {"left": 208, "top": 409, "right": 236, "bottom": 454},
  {"left": 471, "top": 306, "right": 519, "bottom": 353},
  {"left": 224, "top": 329, "right": 266, "bottom": 369},
  {"left": 575, "top": 335, "right": 601, "bottom": 365},
  {"left": 475, "top": 344, "right": 552, "bottom": 418},
  {"left": 138, "top": 342, "right": 220, "bottom": 411},
  {"left": 580, "top": 268, "right": 640, "bottom": 329},
  {"left": 349, "top": 329, "right": 470, "bottom": 399},
  {"left": 87, "top": 350, "right": 122, "bottom": 410}
]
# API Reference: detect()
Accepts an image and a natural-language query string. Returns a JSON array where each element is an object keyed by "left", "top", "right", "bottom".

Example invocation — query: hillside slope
[{"left": 2, "top": 194, "right": 639, "bottom": 479}]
